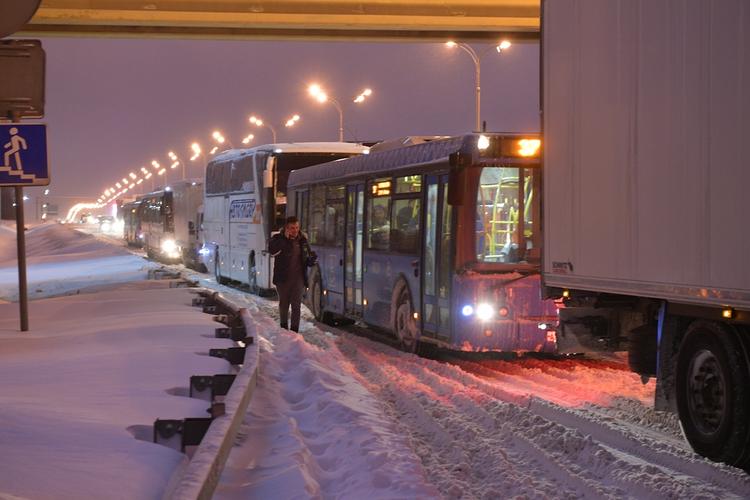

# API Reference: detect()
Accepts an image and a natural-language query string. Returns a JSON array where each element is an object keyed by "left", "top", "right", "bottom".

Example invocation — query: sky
[
  {"left": 3, "top": 223, "right": 749, "bottom": 499},
  {"left": 31, "top": 37, "right": 539, "bottom": 211}
]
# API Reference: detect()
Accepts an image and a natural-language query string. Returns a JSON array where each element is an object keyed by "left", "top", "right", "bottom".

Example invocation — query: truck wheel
[
  {"left": 675, "top": 321, "right": 750, "bottom": 469},
  {"left": 392, "top": 281, "right": 419, "bottom": 353}
]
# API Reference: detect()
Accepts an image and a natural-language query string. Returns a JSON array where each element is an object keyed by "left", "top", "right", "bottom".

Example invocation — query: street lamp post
[
  {"left": 190, "top": 142, "right": 209, "bottom": 179},
  {"left": 249, "top": 116, "right": 278, "bottom": 143},
  {"left": 285, "top": 114, "right": 301, "bottom": 128},
  {"left": 446, "top": 40, "right": 511, "bottom": 132},
  {"left": 151, "top": 160, "right": 165, "bottom": 188},
  {"left": 211, "top": 130, "right": 233, "bottom": 152},
  {"left": 168, "top": 151, "right": 185, "bottom": 180},
  {"left": 308, "top": 84, "right": 345, "bottom": 141}
]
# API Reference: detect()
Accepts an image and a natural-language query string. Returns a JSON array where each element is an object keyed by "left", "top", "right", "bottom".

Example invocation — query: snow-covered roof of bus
[
  {"left": 137, "top": 178, "right": 203, "bottom": 199},
  {"left": 211, "top": 142, "right": 369, "bottom": 162},
  {"left": 287, "top": 134, "right": 470, "bottom": 188}
]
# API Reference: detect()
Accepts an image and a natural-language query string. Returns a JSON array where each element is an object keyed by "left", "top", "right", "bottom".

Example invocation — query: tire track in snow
[
  {"left": 454, "top": 356, "right": 750, "bottom": 497},
  {"left": 526, "top": 399, "right": 750, "bottom": 498},
  {"left": 338, "top": 337, "right": 608, "bottom": 499},
  {"left": 342, "top": 335, "right": 750, "bottom": 499}
]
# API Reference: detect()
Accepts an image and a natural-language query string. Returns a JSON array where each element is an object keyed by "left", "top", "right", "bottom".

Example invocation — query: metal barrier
[{"left": 164, "top": 288, "right": 259, "bottom": 500}]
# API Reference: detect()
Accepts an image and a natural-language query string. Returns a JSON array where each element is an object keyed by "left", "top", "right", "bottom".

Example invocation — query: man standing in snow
[{"left": 268, "top": 216, "right": 316, "bottom": 332}]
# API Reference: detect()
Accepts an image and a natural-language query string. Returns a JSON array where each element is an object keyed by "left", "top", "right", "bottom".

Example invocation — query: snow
[{"left": 1, "top": 223, "right": 749, "bottom": 499}]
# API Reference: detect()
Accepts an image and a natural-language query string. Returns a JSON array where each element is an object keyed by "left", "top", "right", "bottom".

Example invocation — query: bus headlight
[
  {"left": 198, "top": 246, "right": 211, "bottom": 256},
  {"left": 461, "top": 305, "right": 474, "bottom": 317},
  {"left": 476, "top": 303, "right": 495, "bottom": 322},
  {"left": 161, "top": 239, "right": 179, "bottom": 257}
]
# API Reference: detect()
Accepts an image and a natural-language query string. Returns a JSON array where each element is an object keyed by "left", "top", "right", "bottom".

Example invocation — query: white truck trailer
[{"left": 542, "top": 0, "right": 750, "bottom": 468}]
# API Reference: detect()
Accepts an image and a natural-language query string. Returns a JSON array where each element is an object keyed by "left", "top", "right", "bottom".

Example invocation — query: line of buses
[{"left": 120, "top": 134, "right": 558, "bottom": 353}]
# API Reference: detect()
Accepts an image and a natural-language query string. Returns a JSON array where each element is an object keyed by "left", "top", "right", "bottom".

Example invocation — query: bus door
[
  {"left": 344, "top": 184, "right": 364, "bottom": 316},
  {"left": 421, "top": 175, "right": 451, "bottom": 339}
]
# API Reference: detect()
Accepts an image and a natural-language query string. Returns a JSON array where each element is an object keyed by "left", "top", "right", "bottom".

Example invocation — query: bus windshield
[{"left": 474, "top": 166, "right": 540, "bottom": 265}]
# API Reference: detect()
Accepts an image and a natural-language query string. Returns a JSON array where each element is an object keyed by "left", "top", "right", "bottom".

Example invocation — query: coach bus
[
  {"left": 121, "top": 198, "right": 143, "bottom": 247},
  {"left": 286, "top": 133, "right": 558, "bottom": 353},
  {"left": 138, "top": 179, "right": 204, "bottom": 268},
  {"left": 201, "top": 142, "right": 369, "bottom": 294}
]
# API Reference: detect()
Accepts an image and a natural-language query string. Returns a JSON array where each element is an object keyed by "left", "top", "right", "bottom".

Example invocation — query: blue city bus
[{"left": 287, "top": 133, "right": 558, "bottom": 353}]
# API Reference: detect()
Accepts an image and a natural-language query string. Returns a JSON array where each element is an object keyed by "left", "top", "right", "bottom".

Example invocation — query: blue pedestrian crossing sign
[{"left": 0, "top": 123, "right": 49, "bottom": 186}]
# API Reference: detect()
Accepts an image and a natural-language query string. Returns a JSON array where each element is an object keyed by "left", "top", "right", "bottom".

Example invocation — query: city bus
[
  {"left": 138, "top": 179, "right": 204, "bottom": 267},
  {"left": 286, "top": 133, "right": 558, "bottom": 352},
  {"left": 201, "top": 142, "right": 370, "bottom": 294}
]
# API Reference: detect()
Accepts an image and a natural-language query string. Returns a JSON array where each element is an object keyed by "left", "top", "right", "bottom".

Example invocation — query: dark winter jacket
[{"left": 268, "top": 232, "right": 317, "bottom": 287}]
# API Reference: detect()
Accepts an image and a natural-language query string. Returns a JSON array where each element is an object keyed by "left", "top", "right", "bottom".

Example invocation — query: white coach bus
[{"left": 201, "top": 142, "right": 369, "bottom": 294}]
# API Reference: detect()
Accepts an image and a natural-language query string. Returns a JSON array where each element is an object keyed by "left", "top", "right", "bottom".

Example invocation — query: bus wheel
[
  {"left": 309, "top": 270, "right": 333, "bottom": 324},
  {"left": 248, "top": 267, "right": 259, "bottom": 294},
  {"left": 214, "top": 253, "right": 226, "bottom": 285},
  {"left": 393, "top": 283, "right": 419, "bottom": 353},
  {"left": 247, "top": 252, "right": 258, "bottom": 294},
  {"left": 675, "top": 321, "right": 750, "bottom": 469}
]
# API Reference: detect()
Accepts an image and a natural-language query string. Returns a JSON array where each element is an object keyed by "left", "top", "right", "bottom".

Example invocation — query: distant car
[{"left": 97, "top": 215, "right": 115, "bottom": 232}]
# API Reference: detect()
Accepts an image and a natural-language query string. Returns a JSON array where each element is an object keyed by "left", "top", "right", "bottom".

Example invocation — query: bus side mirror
[{"left": 447, "top": 153, "right": 465, "bottom": 206}]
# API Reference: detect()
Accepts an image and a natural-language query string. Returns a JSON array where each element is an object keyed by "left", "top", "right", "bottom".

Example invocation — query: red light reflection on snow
[{"left": 456, "top": 354, "right": 655, "bottom": 408}]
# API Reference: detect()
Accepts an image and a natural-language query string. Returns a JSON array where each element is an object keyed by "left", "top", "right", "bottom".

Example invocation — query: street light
[
  {"left": 446, "top": 40, "right": 512, "bottom": 132},
  {"left": 353, "top": 88, "right": 373, "bottom": 104},
  {"left": 285, "top": 114, "right": 301, "bottom": 128},
  {"left": 249, "top": 115, "right": 277, "bottom": 143},
  {"left": 308, "top": 83, "right": 345, "bottom": 141},
  {"left": 241, "top": 134, "right": 255, "bottom": 145},
  {"left": 212, "top": 130, "right": 234, "bottom": 149},
  {"left": 168, "top": 150, "right": 186, "bottom": 180}
]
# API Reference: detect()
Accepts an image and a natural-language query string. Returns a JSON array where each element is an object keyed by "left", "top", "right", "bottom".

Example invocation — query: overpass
[{"left": 20, "top": 0, "right": 539, "bottom": 41}]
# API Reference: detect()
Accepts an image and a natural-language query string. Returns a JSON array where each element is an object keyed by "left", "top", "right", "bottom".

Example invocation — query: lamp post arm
[
  {"left": 266, "top": 124, "right": 278, "bottom": 143},
  {"left": 458, "top": 43, "right": 482, "bottom": 132}
]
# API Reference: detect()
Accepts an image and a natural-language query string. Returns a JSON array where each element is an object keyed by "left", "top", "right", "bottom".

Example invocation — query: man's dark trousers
[{"left": 277, "top": 276, "right": 305, "bottom": 332}]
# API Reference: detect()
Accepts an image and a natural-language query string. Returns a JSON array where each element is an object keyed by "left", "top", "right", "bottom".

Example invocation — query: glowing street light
[
  {"left": 249, "top": 115, "right": 277, "bottom": 143},
  {"left": 308, "top": 83, "right": 344, "bottom": 141},
  {"left": 353, "top": 88, "right": 373, "bottom": 104},
  {"left": 190, "top": 142, "right": 202, "bottom": 161},
  {"left": 168, "top": 150, "right": 186, "bottom": 179},
  {"left": 285, "top": 114, "right": 301, "bottom": 128},
  {"left": 211, "top": 130, "right": 233, "bottom": 150},
  {"left": 241, "top": 133, "right": 255, "bottom": 145},
  {"left": 445, "top": 39, "right": 512, "bottom": 131}
]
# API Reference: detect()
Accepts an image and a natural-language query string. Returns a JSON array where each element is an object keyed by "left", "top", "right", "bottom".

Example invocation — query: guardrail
[{"left": 164, "top": 287, "right": 260, "bottom": 500}]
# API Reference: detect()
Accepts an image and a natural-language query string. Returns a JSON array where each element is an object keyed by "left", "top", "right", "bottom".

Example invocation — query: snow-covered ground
[
  {"left": 209, "top": 286, "right": 750, "bottom": 500},
  {"left": 1, "top": 223, "right": 749, "bottom": 499}
]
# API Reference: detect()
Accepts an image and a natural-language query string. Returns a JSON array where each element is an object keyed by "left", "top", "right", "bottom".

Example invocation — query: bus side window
[
  {"left": 368, "top": 198, "right": 391, "bottom": 251},
  {"left": 391, "top": 198, "right": 420, "bottom": 253},
  {"left": 309, "top": 186, "right": 325, "bottom": 244},
  {"left": 325, "top": 185, "right": 345, "bottom": 246}
]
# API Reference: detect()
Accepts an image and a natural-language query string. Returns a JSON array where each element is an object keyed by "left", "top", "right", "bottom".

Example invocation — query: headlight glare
[
  {"left": 476, "top": 303, "right": 494, "bottom": 321},
  {"left": 161, "top": 239, "right": 178, "bottom": 254}
]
